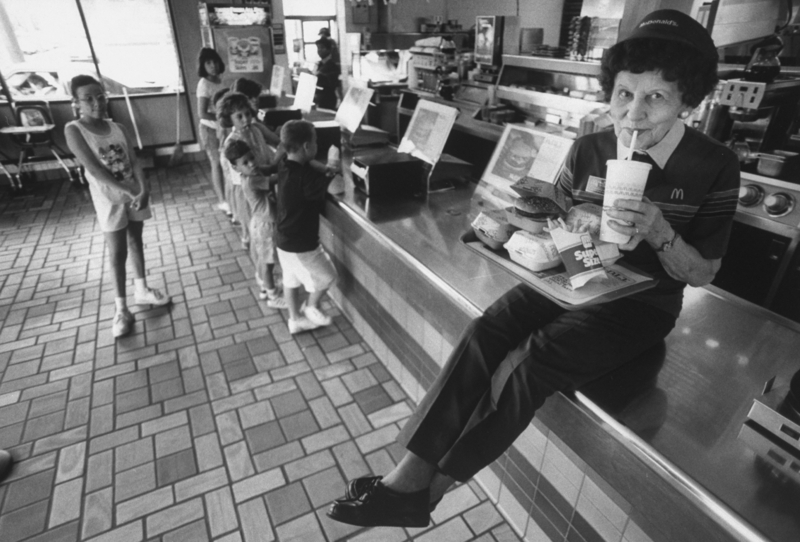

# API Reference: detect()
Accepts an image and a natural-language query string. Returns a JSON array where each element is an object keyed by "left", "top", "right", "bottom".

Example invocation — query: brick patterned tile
[
  {"left": 238, "top": 497, "right": 275, "bottom": 542},
  {"left": 175, "top": 466, "right": 229, "bottom": 502},
  {"left": 115, "top": 437, "right": 154, "bottom": 472},
  {"left": 232, "top": 468, "right": 285, "bottom": 503},
  {"left": 155, "top": 425, "right": 192, "bottom": 457},
  {"left": 115, "top": 462, "right": 156, "bottom": 503},
  {"left": 115, "top": 486, "right": 174, "bottom": 524},
  {"left": 205, "top": 486, "right": 238, "bottom": 537},
  {"left": 0, "top": 169, "right": 523, "bottom": 542},
  {"left": 253, "top": 441, "right": 304, "bottom": 473},
  {"left": 81, "top": 487, "right": 113, "bottom": 539},
  {"left": 274, "top": 512, "right": 326, "bottom": 542},
  {"left": 162, "top": 519, "right": 209, "bottom": 542},
  {"left": 245, "top": 420, "right": 285, "bottom": 454},
  {"left": 55, "top": 441, "right": 86, "bottom": 483},
  {"left": 264, "top": 481, "right": 310, "bottom": 526},
  {"left": 156, "top": 448, "right": 197, "bottom": 487},
  {"left": 224, "top": 440, "right": 255, "bottom": 481},
  {"left": 280, "top": 410, "right": 319, "bottom": 441},
  {"left": 145, "top": 497, "right": 204, "bottom": 538},
  {"left": 0, "top": 500, "right": 49, "bottom": 542},
  {"left": 3, "top": 468, "right": 54, "bottom": 513},
  {"left": 353, "top": 385, "right": 393, "bottom": 416},
  {"left": 49, "top": 477, "right": 83, "bottom": 527},
  {"left": 284, "top": 450, "right": 337, "bottom": 482}
]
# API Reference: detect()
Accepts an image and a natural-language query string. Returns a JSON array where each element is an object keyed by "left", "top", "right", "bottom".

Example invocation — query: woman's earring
[{"left": 680, "top": 111, "right": 690, "bottom": 119}]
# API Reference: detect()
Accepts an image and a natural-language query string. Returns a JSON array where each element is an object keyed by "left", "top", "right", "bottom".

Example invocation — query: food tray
[{"left": 461, "top": 229, "right": 657, "bottom": 310}]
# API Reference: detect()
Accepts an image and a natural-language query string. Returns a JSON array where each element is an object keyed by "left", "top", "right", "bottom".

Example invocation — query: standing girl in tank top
[
  {"left": 64, "top": 75, "right": 171, "bottom": 338},
  {"left": 196, "top": 47, "right": 229, "bottom": 215}
]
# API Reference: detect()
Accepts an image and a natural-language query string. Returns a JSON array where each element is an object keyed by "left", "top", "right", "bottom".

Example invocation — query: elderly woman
[{"left": 327, "top": 9, "right": 740, "bottom": 528}]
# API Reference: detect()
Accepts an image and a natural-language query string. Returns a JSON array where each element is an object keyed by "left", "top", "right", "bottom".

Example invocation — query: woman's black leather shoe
[
  {"left": 326, "top": 482, "right": 431, "bottom": 528},
  {"left": 335, "top": 475, "right": 442, "bottom": 511},
  {"left": 335, "top": 475, "right": 382, "bottom": 503}
]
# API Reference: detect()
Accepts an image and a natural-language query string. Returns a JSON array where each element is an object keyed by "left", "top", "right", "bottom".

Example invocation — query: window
[
  {"left": 0, "top": 0, "right": 181, "bottom": 101},
  {"left": 282, "top": 0, "right": 337, "bottom": 67}
]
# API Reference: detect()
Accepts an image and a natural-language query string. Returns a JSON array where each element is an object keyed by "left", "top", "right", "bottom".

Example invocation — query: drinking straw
[{"left": 625, "top": 130, "right": 638, "bottom": 160}]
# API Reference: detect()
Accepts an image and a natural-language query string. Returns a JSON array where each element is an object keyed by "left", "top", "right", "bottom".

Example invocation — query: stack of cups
[{"left": 599, "top": 159, "right": 652, "bottom": 244}]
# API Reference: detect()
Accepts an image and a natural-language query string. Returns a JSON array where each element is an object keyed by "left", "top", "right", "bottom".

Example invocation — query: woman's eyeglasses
[{"left": 78, "top": 94, "right": 108, "bottom": 105}]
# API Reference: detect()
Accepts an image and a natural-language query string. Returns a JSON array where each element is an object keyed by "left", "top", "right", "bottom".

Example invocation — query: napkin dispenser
[{"left": 350, "top": 148, "right": 425, "bottom": 198}]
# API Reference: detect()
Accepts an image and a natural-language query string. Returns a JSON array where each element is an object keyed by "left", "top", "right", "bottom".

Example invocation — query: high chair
[{"left": 1, "top": 100, "right": 80, "bottom": 188}]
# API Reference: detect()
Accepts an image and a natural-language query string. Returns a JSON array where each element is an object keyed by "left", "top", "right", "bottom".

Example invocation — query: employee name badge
[{"left": 586, "top": 175, "right": 605, "bottom": 195}]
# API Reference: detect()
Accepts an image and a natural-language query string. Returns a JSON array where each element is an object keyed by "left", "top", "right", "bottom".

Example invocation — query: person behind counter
[
  {"left": 318, "top": 27, "right": 340, "bottom": 65},
  {"left": 196, "top": 47, "right": 229, "bottom": 215},
  {"left": 313, "top": 37, "right": 341, "bottom": 110},
  {"left": 327, "top": 9, "right": 740, "bottom": 528}
]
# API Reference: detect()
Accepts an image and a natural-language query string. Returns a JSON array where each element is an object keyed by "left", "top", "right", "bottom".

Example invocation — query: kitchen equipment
[
  {"left": 757, "top": 153, "right": 786, "bottom": 177},
  {"left": 711, "top": 173, "right": 800, "bottom": 323},
  {"left": 704, "top": 76, "right": 800, "bottom": 156},
  {"left": 350, "top": 146, "right": 425, "bottom": 199}
]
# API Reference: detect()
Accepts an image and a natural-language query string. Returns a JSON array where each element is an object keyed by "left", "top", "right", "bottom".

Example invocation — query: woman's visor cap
[{"left": 624, "top": 9, "right": 718, "bottom": 60}]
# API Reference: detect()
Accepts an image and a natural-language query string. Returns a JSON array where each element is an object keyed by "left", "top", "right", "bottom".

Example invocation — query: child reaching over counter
[{"left": 274, "top": 120, "right": 338, "bottom": 334}]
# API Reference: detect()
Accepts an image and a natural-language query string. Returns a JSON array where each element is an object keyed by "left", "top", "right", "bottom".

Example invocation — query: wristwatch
[{"left": 655, "top": 230, "right": 680, "bottom": 253}]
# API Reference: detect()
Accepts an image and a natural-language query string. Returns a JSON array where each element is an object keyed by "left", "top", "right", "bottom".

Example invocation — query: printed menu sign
[{"left": 227, "top": 36, "right": 263, "bottom": 73}]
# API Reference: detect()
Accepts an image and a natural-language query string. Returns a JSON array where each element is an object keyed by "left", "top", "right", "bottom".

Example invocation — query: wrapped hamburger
[
  {"left": 471, "top": 209, "right": 515, "bottom": 250},
  {"left": 506, "top": 176, "right": 571, "bottom": 234},
  {"left": 503, "top": 230, "right": 561, "bottom": 272},
  {"left": 505, "top": 196, "right": 562, "bottom": 234}
]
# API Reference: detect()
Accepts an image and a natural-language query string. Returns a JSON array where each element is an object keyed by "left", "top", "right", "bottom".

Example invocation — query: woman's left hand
[{"left": 605, "top": 196, "right": 668, "bottom": 251}]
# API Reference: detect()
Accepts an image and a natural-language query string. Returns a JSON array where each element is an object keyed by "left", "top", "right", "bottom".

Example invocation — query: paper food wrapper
[
  {"left": 503, "top": 230, "right": 561, "bottom": 272},
  {"left": 549, "top": 227, "right": 607, "bottom": 288},
  {"left": 566, "top": 203, "right": 602, "bottom": 236},
  {"left": 471, "top": 209, "right": 514, "bottom": 249}
]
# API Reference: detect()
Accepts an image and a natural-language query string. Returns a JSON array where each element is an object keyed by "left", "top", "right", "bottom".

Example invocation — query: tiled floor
[{"left": 0, "top": 164, "right": 522, "bottom": 542}]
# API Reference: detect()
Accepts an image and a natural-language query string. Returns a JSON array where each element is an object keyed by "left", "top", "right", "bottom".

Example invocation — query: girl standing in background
[{"left": 196, "top": 47, "right": 229, "bottom": 214}]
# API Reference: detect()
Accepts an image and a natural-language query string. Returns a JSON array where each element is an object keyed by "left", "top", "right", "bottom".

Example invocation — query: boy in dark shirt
[{"left": 275, "top": 120, "right": 338, "bottom": 334}]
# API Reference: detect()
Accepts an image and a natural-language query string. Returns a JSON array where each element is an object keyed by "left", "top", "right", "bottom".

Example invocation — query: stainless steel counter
[{"left": 328, "top": 173, "right": 800, "bottom": 542}]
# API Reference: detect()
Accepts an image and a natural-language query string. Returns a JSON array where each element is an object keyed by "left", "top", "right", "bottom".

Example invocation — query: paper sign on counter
[
  {"left": 270, "top": 65, "right": 286, "bottom": 97},
  {"left": 335, "top": 86, "right": 375, "bottom": 133},
  {"left": 293, "top": 72, "right": 317, "bottom": 113}
]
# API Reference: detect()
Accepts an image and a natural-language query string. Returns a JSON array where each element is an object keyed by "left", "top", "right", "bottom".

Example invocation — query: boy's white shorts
[{"left": 277, "top": 245, "right": 337, "bottom": 292}]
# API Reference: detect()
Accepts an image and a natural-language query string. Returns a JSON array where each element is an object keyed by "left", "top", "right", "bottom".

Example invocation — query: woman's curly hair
[{"left": 599, "top": 38, "right": 718, "bottom": 108}]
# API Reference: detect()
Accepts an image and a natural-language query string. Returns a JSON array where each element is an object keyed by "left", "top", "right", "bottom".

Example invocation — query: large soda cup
[{"left": 599, "top": 159, "right": 652, "bottom": 244}]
